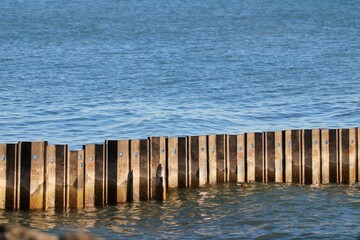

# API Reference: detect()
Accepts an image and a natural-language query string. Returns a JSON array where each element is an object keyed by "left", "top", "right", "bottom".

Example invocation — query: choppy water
[
  {"left": 1, "top": 184, "right": 360, "bottom": 239},
  {"left": 1, "top": 0, "right": 360, "bottom": 238},
  {"left": 1, "top": 0, "right": 360, "bottom": 148}
]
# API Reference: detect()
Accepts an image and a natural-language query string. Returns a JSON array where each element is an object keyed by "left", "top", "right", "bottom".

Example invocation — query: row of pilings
[{"left": 0, "top": 127, "right": 359, "bottom": 210}]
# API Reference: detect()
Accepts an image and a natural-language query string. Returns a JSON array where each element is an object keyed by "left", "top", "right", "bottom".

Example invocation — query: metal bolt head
[
  {"left": 89, "top": 156, "right": 93, "bottom": 162},
  {"left": 78, "top": 154, "right": 82, "bottom": 160},
  {"left": 351, "top": 140, "right": 355, "bottom": 145},
  {"left": 211, "top": 146, "right": 215, "bottom": 153},
  {"left": 288, "top": 141, "right": 291, "bottom": 147},
  {"left": 324, "top": 140, "right": 329, "bottom": 145},
  {"left": 239, "top": 146, "right": 243, "bottom": 152},
  {"left": 161, "top": 149, "right": 165, "bottom": 154},
  {"left": 119, "top": 152, "right": 124, "bottom": 158},
  {"left": 201, "top": 147, "right": 205, "bottom": 152},
  {"left": 313, "top": 140, "right": 317, "bottom": 145},
  {"left": 1, "top": 155, "right": 5, "bottom": 161},
  {"left": 172, "top": 149, "right": 176, "bottom": 155},
  {"left": 33, "top": 154, "right": 38, "bottom": 160},
  {"left": 50, "top": 157, "right": 55, "bottom": 163},
  {"left": 134, "top": 151, "right": 138, "bottom": 157},
  {"left": 276, "top": 143, "right": 280, "bottom": 148},
  {"left": 79, "top": 163, "right": 83, "bottom": 168},
  {"left": 250, "top": 143, "right": 254, "bottom": 149}
]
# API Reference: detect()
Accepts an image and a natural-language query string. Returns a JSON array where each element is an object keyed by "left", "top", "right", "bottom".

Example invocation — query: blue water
[
  {"left": 1, "top": 0, "right": 360, "bottom": 238},
  {"left": 1, "top": 0, "right": 359, "bottom": 148}
]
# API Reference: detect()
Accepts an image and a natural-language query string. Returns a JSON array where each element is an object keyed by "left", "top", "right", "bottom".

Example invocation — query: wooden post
[
  {"left": 275, "top": 131, "right": 284, "bottom": 183},
  {"left": 285, "top": 130, "right": 301, "bottom": 183},
  {"left": 18, "top": 142, "right": 47, "bottom": 210},
  {"left": 106, "top": 140, "right": 130, "bottom": 204},
  {"left": 45, "top": 145, "right": 56, "bottom": 210},
  {"left": 130, "top": 139, "right": 149, "bottom": 201},
  {"left": 69, "top": 150, "right": 84, "bottom": 209},
  {"left": 358, "top": 127, "right": 360, "bottom": 183},
  {"left": 84, "top": 144, "right": 96, "bottom": 207},
  {"left": 55, "top": 145, "right": 68, "bottom": 210},
  {"left": 150, "top": 137, "right": 166, "bottom": 201},
  {"left": 94, "top": 144, "right": 105, "bottom": 207},
  {"left": 302, "top": 129, "right": 320, "bottom": 185},
  {"left": 0, "top": 144, "right": 17, "bottom": 210},
  {"left": 199, "top": 136, "right": 208, "bottom": 186},
  {"left": 189, "top": 136, "right": 208, "bottom": 187},
  {"left": 237, "top": 134, "right": 246, "bottom": 182},
  {"left": 168, "top": 137, "right": 188, "bottom": 189},
  {"left": 208, "top": 135, "right": 216, "bottom": 185},
  {"left": 339, "top": 128, "right": 357, "bottom": 184},
  {"left": 321, "top": 129, "right": 338, "bottom": 184},
  {"left": 227, "top": 135, "right": 237, "bottom": 183},
  {"left": 265, "top": 132, "right": 275, "bottom": 182},
  {"left": 246, "top": 133, "right": 264, "bottom": 182},
  {"left": 208, "top": 135, "right": 226, "bottom": 184},
  {"left": 167, "top": 137, "right": 179, "bottom": 189}
]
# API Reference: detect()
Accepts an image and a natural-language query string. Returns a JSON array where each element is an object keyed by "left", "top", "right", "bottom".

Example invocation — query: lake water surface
[{"left": 1, "top": 0, "right": 360, "bottom": 238}]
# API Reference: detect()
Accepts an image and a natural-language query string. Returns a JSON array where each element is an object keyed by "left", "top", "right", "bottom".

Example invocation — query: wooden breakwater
[{"left": 0, "top": 128, "right": 359, "bottom": 210}]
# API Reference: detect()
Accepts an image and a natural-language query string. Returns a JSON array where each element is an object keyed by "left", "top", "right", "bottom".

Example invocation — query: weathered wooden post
[
  {"left": 246, "top": 133, "right": 264, "bottom": 182},
  {"left": 0, "top": 143, "right": 17, "bottom": 210},
  {"left": 188, "top": 136, "right": 207, "bottom": 187},
  {"left": 285, "top": 130, "right": 301, "bottom": 184},
  {"left": 84, "top": 144, "right": 105, "bottom": 207},
  {"left": 167, "top": 137, "right": 188, "bottom": 189},
  {"left": 106, "top": 140, "right": 130, "bottom": 204},
  {"left": 227, "top": 135, "right": 237, "bottom": 183},
  {"left": 339, "top": 128, "right": 357, "bottom": 184},
  {"left": 18, "top": 142, "right": 47, "bottom": 210},
  {"left": 45, "top": 145, "right": 56, "bottom": 210},
  {"left": 226, "top": 134, "right": 246, "bottom": 183},
  {"left": 321, "top": 129, "right": 338, "bottom": 184},
  {"left": 302, "top": 129, "right": 320, "bottom": 185},
  {"left": 130, "top": 139, "right": 149, "bottom": 201},
  {"left": 150, "top": 137, "right": 167, "bottom": 201},
  {"left": 69, "top": 150, "right": 84, "bottom": 209},
  {"left": 265, "top": 132, "right": 276, "bottom": 182},
  {"left": 208, "top": 134, "right": 226, "bottom": 184}
]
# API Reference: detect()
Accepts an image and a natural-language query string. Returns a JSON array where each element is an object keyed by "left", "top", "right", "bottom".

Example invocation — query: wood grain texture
[
  {"left": 45, "top": 145, "right": 56, "bottom": 210},
  {"left": 69, "top": 150, "right": 84, "bottom": 209},
  {"left": 19, "top": 142, "right": 47, "bottom": 210},
  {"left": 246, "top": 133, "right": 255, "bottom": 183},
  {"left": 208, "top": 135, "right": 217, "bottom": 184},
  {"left": 321, "top": 129, "right": 338, "bottom": 184},
  {"left": 0, "top": 144, "right": 7, "bottom": 209},
  {"left": 302, "top": 130, "right": 320, "bottom": 185},
  {"left": 139, "top": 139, "right": 149, "bottom": 201},
  {"left": 274, "top": 131, "right": 283, "bottom": 183},
  {"left": 358, "top": 128, "right": 360, "bottom": 183},
  {"left": 249, "top": 133, "right": 264, "bottom": 183},
  {"left": 94, "top": 144, "right": 105, "bottom": 207},
  {"left": 339, "top": 128, "right": 357, "bottom": 184},
  {"left": 5, "top": 144, "right": 17, "bottom": 210},
  {"left": 131, "top": 140, "right": 141, "bottom": 202},
  {"left": 84, "top": 144, "right": 96, "bottom": 207},
  {"left": 55, "top": 145, "right": 68, "bottom": 209},
  {"left": 188, "top": 136, "right": 199, "bottom": 187},
  {"left": 167, "top": 137, "right": 178, "bottom": 189},
  {"left": 265, "top": 132, "right": 275, "bottom": 183},
  {"left": 227, "top": 135, "right": 237, "bottom": 183},
  {"left": 199, "top": 136, "right": 208, "bottom": 186},
  {"left": 237, "top": 134, "right": 245, "bottom": 183},
  {"left": 177, "top": 137, "right": 187, "bottom": 188},
  {"left": 150, "top": 137, "right": 166, "bottom": 200}
]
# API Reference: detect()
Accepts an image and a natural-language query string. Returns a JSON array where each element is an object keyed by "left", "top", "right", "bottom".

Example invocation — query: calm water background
[{"left": 1, "top": 0, "right": 360, "bottom": 238}]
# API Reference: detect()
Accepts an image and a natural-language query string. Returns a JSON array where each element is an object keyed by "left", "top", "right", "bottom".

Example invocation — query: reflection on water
[{"left": 1, "top": 184, "right": 360, "bottom": 239}]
